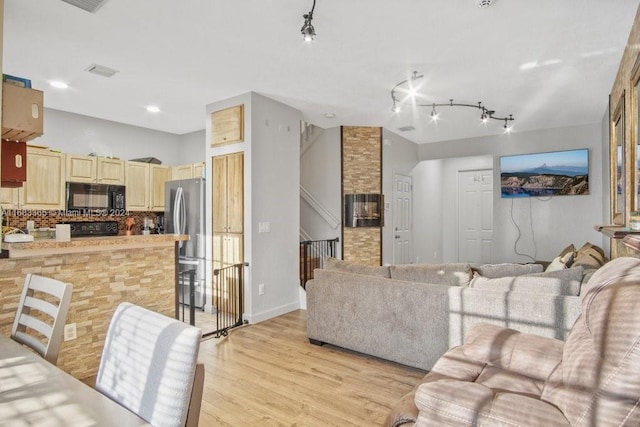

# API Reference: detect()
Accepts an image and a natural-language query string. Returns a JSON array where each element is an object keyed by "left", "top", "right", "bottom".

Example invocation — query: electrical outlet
[
  {"left": 64, "top": 323, "right": 77, "bottom": 341},
  {"left": 258, "top": 283, "right": 265, "bottom": 295}
]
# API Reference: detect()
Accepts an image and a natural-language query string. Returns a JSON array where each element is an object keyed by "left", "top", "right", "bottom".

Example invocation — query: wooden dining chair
[
  {"left": 11, "top": 273, "right": 73, "bottom": 365},
  {"left": 96, "top": 302, "right": 204, "bottom": 427}
]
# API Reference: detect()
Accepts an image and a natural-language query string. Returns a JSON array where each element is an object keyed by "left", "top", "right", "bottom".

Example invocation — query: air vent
[
  {"left": 61, "top": 0, "right": 109, "bottom": 13},
  {"left": 397, "top": 125, "right": 415, "bottom": 132},
  {"left": 477, "top": 0, "right": 494, "bottom": 8},
  {"left": 85, "top": 64, "right": 119, "bottom": 78}
]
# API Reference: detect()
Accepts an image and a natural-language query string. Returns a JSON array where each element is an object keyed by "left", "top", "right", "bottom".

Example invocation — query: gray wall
[
  {"left": 205, "top": 92, "right": 301, "bottom": 324},
  {"left": 302, "top": 122, "right": 605, "bottom": 265},
  {"left": 40, "top": 108, "right": 187, "bottom": 165},
  {"left": 300, "top": 126, "right": 341, "bottom": 245},
  {"left": 417, "top": 123, "right": 604, "bottom": 263},
  {"left": 382, "top": 129, "right": 420, "bottom": 265}
]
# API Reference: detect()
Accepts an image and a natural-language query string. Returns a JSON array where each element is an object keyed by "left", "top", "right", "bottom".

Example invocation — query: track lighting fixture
[
  {"left": 390, "top": 71, "right": 515, "bottom": 129},
  {"left": 301, "top": 0, "right": 317, "bottom": 42}
]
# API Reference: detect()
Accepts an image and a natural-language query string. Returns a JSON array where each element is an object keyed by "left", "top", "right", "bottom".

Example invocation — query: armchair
[{"left": 387, "top": 256, "right": 640, "bottom": 427}]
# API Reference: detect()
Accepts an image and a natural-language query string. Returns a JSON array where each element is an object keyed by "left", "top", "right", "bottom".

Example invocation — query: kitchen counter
[
  {"left": 0, "top": 233, "right": 187, "bottom": 380},
  {"left": 1, "top": 233, "right": 189, "bottom": 258}
]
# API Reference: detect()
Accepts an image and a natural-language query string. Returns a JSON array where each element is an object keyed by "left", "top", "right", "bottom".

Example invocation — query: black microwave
[{"left": 66, "top": 182, "right": 126, "bottom": 213}]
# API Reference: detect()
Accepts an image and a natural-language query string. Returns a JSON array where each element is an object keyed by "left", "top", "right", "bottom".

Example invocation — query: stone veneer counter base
[
  {"left": 1, "top": 234, "right": 188, "bottom": 258},
  {"left": 0, "top": 234, "right": 188, "bottom": 380}
]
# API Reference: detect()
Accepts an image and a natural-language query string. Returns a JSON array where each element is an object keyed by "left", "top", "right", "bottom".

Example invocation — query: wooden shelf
[{"left": 594, "top": 224, "right": 640, "bottom": 239}]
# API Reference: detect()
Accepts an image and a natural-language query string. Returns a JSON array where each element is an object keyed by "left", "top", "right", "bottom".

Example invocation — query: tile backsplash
[{"left": 4, "top": 210, "right": 163, "bottom": 235}]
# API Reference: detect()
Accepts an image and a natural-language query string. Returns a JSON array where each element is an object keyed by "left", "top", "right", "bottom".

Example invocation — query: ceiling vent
[
  {"left": 397, "top": 125, "right": 416, "bottom": 132},
  {"left": 60, "top": 0, "right": 109, "bottom": 13},
  {"left": 477, "top": 0, "right": 494, "bottom": 7},
  {"left": 85, "top": 64, "right": 119, "bottom": 78}
]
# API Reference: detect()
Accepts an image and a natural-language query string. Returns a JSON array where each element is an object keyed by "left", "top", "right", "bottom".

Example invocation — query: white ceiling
[{"left": 3, "top": 0, "right": 639, "bottom": 144}]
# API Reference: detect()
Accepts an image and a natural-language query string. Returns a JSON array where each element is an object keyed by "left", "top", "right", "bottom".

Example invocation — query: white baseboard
[{"left": 244, "top": 301, "right": 301, "bottom": 324}]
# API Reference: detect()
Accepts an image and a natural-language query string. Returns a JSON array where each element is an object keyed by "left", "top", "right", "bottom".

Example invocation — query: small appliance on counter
[{"left": 155, "top": 214, "right": 165, "bottom": 234}]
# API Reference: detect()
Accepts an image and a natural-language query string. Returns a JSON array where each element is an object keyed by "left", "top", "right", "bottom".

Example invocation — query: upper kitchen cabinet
[
  {"left": 2, "top": 83, "right": 43, "bottom": 142},
  {"left": 149, "top": 164, "right": 170, "bottom": 211},
  {"left": 66, "top": 154, "right": 125, "bottom": 185},
  {"left": 193, "top": 161, "right": 205, "bottom": 178},
  {"left": 125, "top": 161, "right": 170, "bottom": 212},
  {"left": 125, "top": 161, "right": 149, "bottom": 211},
  {"left": 211, "top": 105, "right": 243, "bottom": 147},
  {"left": 171, "top": 163, "right": 194, "bottom": 180},
  {"left": 21, "top": 147, "right": 65, "bottom": 210},
  {"left": 170, "top": 162, "right": 206, "bottom": 181}
]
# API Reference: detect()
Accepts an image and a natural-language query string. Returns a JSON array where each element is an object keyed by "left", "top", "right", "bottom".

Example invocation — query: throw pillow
[
  {"left": 545, "top": 251, "right": 575, "bottom": 272},
  {"left": 474, "top": 263, "right": 543, "bottom": 278},
  {"left": 572, "top": 242, "right": 608, "bottom": 269},
  {"left": 323, "top": 257, "right": 391, "bottom": 278},
  {"left": 389, "top": 263, "right": 472, "bottom": 286},
  {"left": 469, "top": 266, "right": 584, "bottom": 296}
]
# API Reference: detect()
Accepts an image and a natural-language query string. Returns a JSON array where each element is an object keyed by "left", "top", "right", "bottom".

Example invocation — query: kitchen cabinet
[
  {"left": 212, "top": 153, "right": 243, "bottom": 234},
  {"left": 125, "top": 161, "right": 170, "bottom": 212},
  {"left": 20, "top": 147, "right": 65, "bottom": 210},
  {"left": 212, "top": 152, "right": 244, "bottom": 271},
  {"left": 0, "top": 187, "right": 19, "bottom": 209},
  {"left": 170, "top": 162, "right": 205, "bottom": 181},
  {"left": 193, "top": 162, "right": 205, "bottom": 178},
  {"left": 1, "top": 83, "right": 44, "bottom": 142},
  {"left": 171, "top": 164, "right": 193, "bottom": 180},
  {"left": 210, "top": 105, "right": 243, "bottom": 147},
  {"left": 125, "top": 161, "right": 149, "bottom": 211},
  {"left": 149, "top": 164, "right": 170, "bottom": 211},
  {"left": 66, "top": 155, "right": 125, "bottom": 185}
]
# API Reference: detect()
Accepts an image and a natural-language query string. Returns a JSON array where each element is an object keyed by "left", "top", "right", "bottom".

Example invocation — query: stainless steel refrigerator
[{"left": 165, "top": 177, "right": 206, "bottom": 310}]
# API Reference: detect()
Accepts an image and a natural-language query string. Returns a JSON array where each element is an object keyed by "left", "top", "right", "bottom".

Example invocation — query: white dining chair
[
  {"left": 11, "top": 273, "right": 73, "bottom": 365},
  {"left": 96, "top": 302, "right": 204, "bottom": 427}
]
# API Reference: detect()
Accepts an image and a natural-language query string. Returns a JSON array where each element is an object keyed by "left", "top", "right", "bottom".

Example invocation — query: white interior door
[
  {"left": 458, "top": 170, "right": 493, "bottom": 264},
  {"left": 393, "top": 174, "right": 412, "bottom": 264}
]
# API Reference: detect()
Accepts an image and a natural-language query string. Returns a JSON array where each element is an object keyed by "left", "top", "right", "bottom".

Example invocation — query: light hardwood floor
[{"left": 198, "top": 310, "right": 426, "bottom": 426}]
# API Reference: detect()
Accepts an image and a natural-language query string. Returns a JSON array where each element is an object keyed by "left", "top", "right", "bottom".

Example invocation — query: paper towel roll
[{"left": 56, "top": 224, "right": 71, "bottom": 241}]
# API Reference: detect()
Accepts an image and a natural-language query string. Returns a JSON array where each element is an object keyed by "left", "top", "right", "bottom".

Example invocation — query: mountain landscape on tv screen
[{"left": 501, "top": 162, "right": 589, "bottom": 198}]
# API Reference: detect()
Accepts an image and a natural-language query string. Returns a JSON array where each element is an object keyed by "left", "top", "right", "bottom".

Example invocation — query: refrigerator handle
[
  {"left": 179, "top": 189, "right": 187, "bottom": 236},
  {"left": 174, "top": 186, "right": 184, "bottom": 248}
]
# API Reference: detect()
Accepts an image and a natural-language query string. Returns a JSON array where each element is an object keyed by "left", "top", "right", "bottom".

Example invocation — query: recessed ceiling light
[
  {"left": 324, "top": 113, "right": 335, "bottom": 119},
  {"left": 50, "top": 81, "right": 69, "bottom": 89},
  {"left": 145, "top": 105, "right": 160, "bottom": 113}
]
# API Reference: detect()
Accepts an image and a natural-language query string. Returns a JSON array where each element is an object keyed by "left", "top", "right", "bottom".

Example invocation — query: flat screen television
[{"left": 500, "top": 148, "right": 589, "bottom": 198}]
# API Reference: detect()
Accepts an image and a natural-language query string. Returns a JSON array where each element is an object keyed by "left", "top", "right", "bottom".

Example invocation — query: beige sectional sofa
[{"left": 306, "top": 257, "right": 597, "bottom": 371}]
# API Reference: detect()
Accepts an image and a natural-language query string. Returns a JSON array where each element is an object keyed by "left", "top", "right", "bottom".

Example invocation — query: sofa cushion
[
  {"left": 323, "top": 257, "right": 391, "bottom": 278},
  {"left": 473, "top": 263, "right": 543, "bottom": 278},
  {"left": 389, "top": 263, "right": 472, "bottom": 286},
  {"left": 469, "top": 267, "right": 584, "bottom": 296}
]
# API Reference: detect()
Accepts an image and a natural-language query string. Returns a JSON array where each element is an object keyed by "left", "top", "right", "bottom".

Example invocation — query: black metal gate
[
  {"left": 209, "top": 262, "right": 246, "bottom": 338},
  {"left": 177, "top": 263, "right": 246, "bottom": 338},
  {"left": 300, "top": 237, "right": 339, "bottom": 289}
]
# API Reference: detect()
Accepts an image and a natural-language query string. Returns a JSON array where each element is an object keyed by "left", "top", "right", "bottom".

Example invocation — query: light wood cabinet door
[
  {"left": 66, "top": 154, "right": 97, "bottom": 183},
  {"left": 0, "top": 187, "right": 19, "bottom": 209},
  {"left": 193, "top": 162, "right": 205, "bottom": 178},
  {"left": 125, "top": 161, "right": 149, "bottom": 211},
  {"left": 97, "top": 158, "right": 125, "bottom": 185},
  {"left": 21, "top": 148, "right": 65, "bottom": 210},
  {"left": 212, "top": 156, "right": 228, "bottom": 233},
  {"left": 149, "top": 165, "right": 170, "bottom": 211},
  {"left": 226, "top": 153, "right": 244, "bottom": 234},
  {"left": 211, "top": 105, "right": 244, "bottom": 146},
  {"left": 211, "top": 152, "right": 244, "bottom": 275},
  {"left": 171, "top": 164, "right": 193, "bottom": 181}
]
